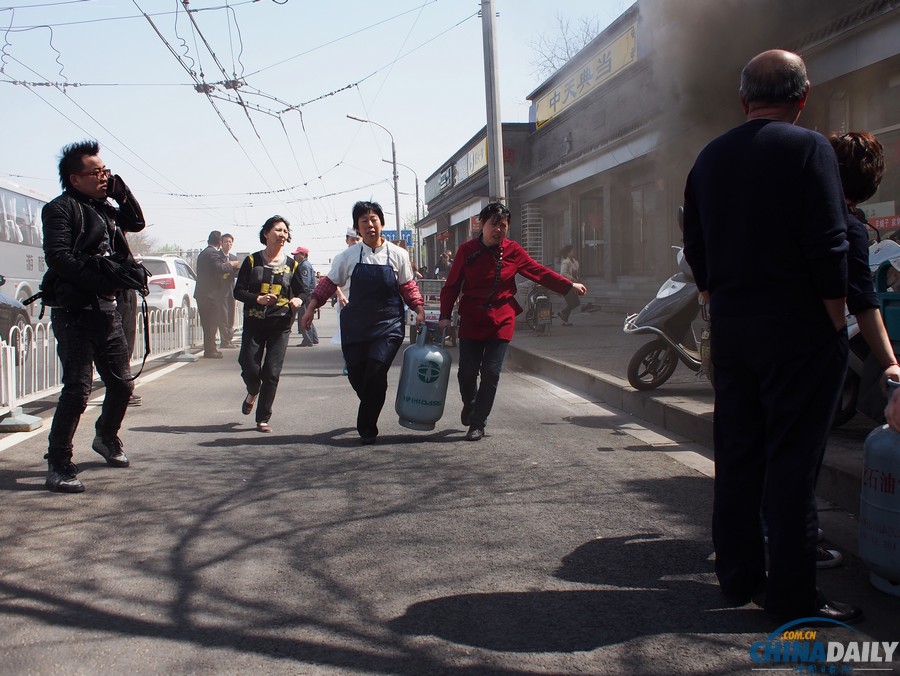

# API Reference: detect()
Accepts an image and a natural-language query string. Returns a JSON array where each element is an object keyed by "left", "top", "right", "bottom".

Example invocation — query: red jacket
[{"left": 439, "top": 237, "right": 573, "bottom": 341}]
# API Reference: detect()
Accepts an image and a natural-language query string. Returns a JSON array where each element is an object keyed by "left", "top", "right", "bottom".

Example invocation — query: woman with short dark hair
[
  {"left": 234, "top": 216, "right": 306, "bottom": 433},
  {"left": 301, "top": 201, "right": 425, "bottom": 444},
  {"left": 438, "top": 202, "right": 587, "bottom": 441}
]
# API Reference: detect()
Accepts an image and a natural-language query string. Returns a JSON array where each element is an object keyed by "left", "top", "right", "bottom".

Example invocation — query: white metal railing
[{"left": 0, "top": 305, "right": 224, "bottom": 417}]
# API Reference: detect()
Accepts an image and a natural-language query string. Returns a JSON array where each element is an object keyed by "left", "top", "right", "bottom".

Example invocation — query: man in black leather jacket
[{"left": 41, "top": 140, "right": 145, "bottom": 493}]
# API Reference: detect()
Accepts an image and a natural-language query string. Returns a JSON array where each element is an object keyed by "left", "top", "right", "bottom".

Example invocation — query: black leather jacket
[{"left": 41, "top": 187, "right": 145, "bottom": 308}]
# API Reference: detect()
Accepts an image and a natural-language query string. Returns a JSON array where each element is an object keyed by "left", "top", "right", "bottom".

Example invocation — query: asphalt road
[{"left": 0, "top": 308, "right": 898, "bottom": 674}]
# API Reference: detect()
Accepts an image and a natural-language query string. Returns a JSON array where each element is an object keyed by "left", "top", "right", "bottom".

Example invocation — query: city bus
[{"left": 0, "top": 177, "right": 49, "bottom": 321}]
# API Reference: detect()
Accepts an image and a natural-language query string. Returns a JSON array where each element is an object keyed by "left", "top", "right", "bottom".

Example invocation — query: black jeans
[
  {"left": 558, "top": 289, "right": 581, "bottom": 322},
  {"left": 239, "top": 315, "right": 292, "bottom": 424},
  {"left": 457, "top": 338, "right": 509, "bottom": 429},
  {"left": 47, "top": 308, "right": 134, "bottom": 465}
]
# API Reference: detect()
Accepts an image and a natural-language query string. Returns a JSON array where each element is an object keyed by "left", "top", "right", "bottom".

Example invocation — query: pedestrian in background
[
  {"left": 301, "top": 201, "right": 424, "bottom": 445},
  {"left": 40, "top": 140, "right": 145, "bottom": 492},
  {"left": 220, "top": 232, "right": 240, "bottom": 348},
  {"left": 194, "top": 230, "right": 234, "bottom": 359},
  {"left": 557, "top": 244, "right": 581, "bottom": 326},
  {"left": 438, "top": 202, "right": 586, "bottom": 441},
  {"left": 331, "top": 228, "right": 362, "bottom": 376},
  {"left": 293, "top": 246, "right": 319, "bottom": 347},
  {"left": 682, "top": 49, "right": 859, "bottom": 622},
  {"left": 234, "top": 216, "right": 305, "bottom": 433}
]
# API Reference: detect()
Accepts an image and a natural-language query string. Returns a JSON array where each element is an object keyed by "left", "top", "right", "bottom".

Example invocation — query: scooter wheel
[{"left": 627, "top": 339, "right": 678, "bottom": 390}]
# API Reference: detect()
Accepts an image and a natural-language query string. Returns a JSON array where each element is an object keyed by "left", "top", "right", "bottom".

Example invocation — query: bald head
[{"left": 740, "top": 49, "right": 809, "bottom": 106}]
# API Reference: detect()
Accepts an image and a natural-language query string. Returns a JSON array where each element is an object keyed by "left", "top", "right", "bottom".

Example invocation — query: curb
[{"left": 507, "top": 344, "right": 862, "bottom": 517}]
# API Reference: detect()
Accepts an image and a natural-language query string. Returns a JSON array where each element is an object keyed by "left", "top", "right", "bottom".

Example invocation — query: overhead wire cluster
[{"left": 0, "top": 0, "right": 478, "bottom": 249}]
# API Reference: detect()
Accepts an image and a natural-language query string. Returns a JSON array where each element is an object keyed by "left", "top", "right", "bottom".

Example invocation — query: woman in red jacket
[{"left": 438, "top": 203, "right": 587, "bottom": 441}]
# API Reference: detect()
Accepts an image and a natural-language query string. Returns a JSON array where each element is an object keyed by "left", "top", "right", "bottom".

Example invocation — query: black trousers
[
  {"left": 47, "top": 308, "right": 134, "bottom": 464},
  {"left": 343, "top": 334, "right": 403, "bottom": 438},
  {"left": 196, "top": 296, "right": 223, "bottom": 354},
  {"left": 238, "top": 315, "right": 292, "bottom": 424},
  {"left": 710, "top": 314, "right": 847, "bottom": 615}
]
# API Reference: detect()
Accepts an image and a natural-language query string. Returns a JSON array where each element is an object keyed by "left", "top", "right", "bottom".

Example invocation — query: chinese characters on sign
[{"left": 535, "top": 23, "right": 638, "bottom": 128}]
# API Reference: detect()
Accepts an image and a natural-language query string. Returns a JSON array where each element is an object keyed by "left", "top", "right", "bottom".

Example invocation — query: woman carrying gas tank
[
  {"left": 234, "top": 215, "right": 306, "bottom": 433},
  {"left": 300, "top": 201, "right": 425, "bottom": 445},
  {"left": 438, "top": 202, "right": 587, "bottom": 441}
]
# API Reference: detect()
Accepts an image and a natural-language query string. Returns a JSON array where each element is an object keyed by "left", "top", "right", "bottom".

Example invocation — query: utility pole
[{"left": 481, "top": 0, "right": 505, "bottom": 204}]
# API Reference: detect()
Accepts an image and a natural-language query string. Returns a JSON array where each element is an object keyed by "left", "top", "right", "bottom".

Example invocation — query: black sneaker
[
  {"left": 46, "top": 460, "right": 84, "bottom": 493},
  {"left": 91, "top": 435, "right": 130, "bottom": 468}
]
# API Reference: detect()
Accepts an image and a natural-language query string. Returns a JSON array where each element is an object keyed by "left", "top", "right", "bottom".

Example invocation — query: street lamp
[
  {"left": 382, "top": 158, "right": 419, "bottom": 222},
  {"left": 384, "top": 158, "right": 421, "bottom": 264},
  {"left": 347, "top": 114, "right": 401, "bottom": 234}
]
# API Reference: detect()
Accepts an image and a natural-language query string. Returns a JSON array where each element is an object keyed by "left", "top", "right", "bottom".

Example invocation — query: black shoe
[
  {"left": 299, "top": 342, "right": 313, "bottom": 347},
  {"left": 465, "top": 426, "right": 484, "bottom": 441},
  {"left": 45, "top": 459, "right": 84, "bottom": 493},
  {"left": 203, "top": 351, "right": 223, "bottom": 359},
  {"left": 461, "top": 404, "right": 473, "bottom": 427},
  {"left": 812, "top": 593, "right": 863, "bottom": 624},
  {"left": 91, "top": 435, "right": 130, "bottom": 468},
  {"left": 361, "top": 435, "right": 377, "bottom": 445}
]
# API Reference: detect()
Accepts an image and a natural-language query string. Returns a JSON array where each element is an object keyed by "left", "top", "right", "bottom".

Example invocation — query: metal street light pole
[
  {"left": 382, "top": 158, "right": 419, "bottom": 222},
  {"left": 384, "top": 158, "right": 421, "bottom": 263},
  {"left": 347, "top": 115, "right": 401, "bottom": 234}
]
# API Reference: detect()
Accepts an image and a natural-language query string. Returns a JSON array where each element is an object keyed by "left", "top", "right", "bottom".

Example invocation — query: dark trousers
[
  {"left": 196, "top": 296, "right": 223, "bottom": 354},
  {"left": 558, "top": 289, "right": 581, "bottom": 322},
  {"left": 342, "top": 335, "right": 403, "bottom": 438},
  {"left": 457, "top": 338, "right": 510, "bottom": 429},
  {"left": 223, "top": 295, "right": 236, "bottom": 344},
  {"left": 238, "top": 315, "right": 292, "bottom": 424},
  {"left": 710, "top": 314, "right": 847, "bottom": 615},
  {"left": 47, "top": 308, "right": 134, "bottom": 465}
]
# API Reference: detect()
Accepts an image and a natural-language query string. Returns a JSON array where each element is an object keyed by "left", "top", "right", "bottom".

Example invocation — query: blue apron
[{"left": 340, "top": 245, "right": 405, "bottom": 361}]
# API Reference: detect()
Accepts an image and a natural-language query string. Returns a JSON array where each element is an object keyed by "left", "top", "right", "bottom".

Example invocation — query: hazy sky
[{"left": 1, "top": 0, "right": 630, "bottom": 264}]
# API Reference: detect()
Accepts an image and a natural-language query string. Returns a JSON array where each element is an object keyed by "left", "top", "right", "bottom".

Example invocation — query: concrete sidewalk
[{"left": 505, "top": 305, "right": 873, "bottom": 520}]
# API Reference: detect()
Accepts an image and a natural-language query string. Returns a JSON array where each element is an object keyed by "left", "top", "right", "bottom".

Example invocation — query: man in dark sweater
[{"left": 682, "top": 50, "right": 858, "bottom": 622}]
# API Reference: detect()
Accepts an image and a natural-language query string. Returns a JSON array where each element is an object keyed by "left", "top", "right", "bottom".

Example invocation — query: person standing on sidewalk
[
  {"left": 293, "top": 246, "right": 319, "bottom": 347},
  {"left": 438, "top": 203, "right": 586, "bottom": 441},
  {"left": 557, "top": 245, "right": 581, "bottom": 326},
  {"left": 194, "top": 230, "right": 234, "bottom": 358},
  {"left": 220, "top": 232, "right": 241, "bottom": 348},
  {"left": 682, "top": 49, "right": 859, "bottom": 622},
  {"left": 234, "top": 216, "right": 306, "bottom": 433},
  {"left": 300, "top": 201, "right": 424, "bottom": 445},
  {"left": 40, "top": 140, "right": 146, "bottom": 493}
]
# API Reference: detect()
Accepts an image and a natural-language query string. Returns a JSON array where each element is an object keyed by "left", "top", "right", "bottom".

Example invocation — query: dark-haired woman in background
[
  {"left": 438, "top": 202, "right": 587, "bottom": 441},
  {"left": 301, "top": 201, "right": 424, "bottom": 445},
  {"left": 234, "top": 215, "right": 306, "bottom": 433}
]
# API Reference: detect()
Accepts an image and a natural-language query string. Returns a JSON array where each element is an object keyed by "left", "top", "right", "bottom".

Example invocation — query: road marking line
[{"left": 515, "top": 370, "right": 715, "bottom": 477}]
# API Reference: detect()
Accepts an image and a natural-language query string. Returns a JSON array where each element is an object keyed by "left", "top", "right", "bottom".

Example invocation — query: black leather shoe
[
  {"left": 203, "top": 351, "right": 223, "bottom": 359},
  {"left": 361, "top": 435, "right": 377, "bottom": 445},
  {"left": 813, "top": 594, "right": 863, "bottom": 624},
  {"left": 465, "top": 426, "right": 484, "bottom": 441}
]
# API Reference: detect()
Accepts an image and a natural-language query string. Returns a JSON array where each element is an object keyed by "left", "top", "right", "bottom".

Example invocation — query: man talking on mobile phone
[{"left": 40, "top": 140, "right": 146, "bottom": 493}]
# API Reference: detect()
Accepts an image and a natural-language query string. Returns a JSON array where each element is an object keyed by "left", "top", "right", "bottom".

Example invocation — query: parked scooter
[
  {"left": 623, "top": 246, "right": 709, "bottom": 390},
  {"left": 524, "top": 282, "right": 554, "bottom": 335}
]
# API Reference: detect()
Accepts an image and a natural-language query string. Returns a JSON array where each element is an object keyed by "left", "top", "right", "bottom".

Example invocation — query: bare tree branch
[{"left": 528, "top": 13, "right": 604, "bottom": 80}]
